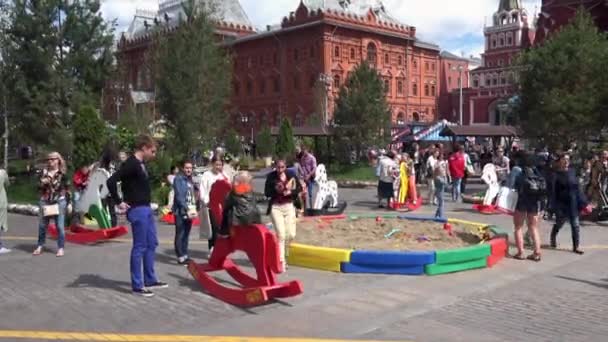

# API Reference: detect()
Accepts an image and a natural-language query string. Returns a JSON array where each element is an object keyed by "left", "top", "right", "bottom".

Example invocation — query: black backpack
[{"left": 521, "top": 167, "right": 547, "bottom": 197}]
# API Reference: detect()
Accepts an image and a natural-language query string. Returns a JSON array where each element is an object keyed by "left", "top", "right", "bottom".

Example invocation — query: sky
[{"left": 99, "top": 0, "right": 542, "bottom": 58}]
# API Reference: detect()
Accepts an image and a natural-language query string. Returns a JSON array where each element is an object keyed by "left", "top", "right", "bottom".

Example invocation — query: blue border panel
[
  {"left": 397, "top": 215, "right": 447, "bottom": 223},
  {"left": 341, "top": 262, "right": 425, "bottom": 275},
  {"left": 350, "top": 250, "right": 435, "bottom": 266}
]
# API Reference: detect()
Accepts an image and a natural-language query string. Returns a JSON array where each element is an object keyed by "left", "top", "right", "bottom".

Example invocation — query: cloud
[{"left": 101, "top": 0, "right": 541, "bottom": 57}]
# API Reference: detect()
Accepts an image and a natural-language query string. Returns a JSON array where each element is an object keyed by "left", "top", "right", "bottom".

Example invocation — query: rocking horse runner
[{"left": 188, "top": 175, "right": 303, "bottom": 306}]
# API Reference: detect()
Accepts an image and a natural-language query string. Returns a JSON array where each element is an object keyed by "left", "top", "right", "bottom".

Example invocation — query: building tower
[{"left": 465, "top": 0, "right": 535, "bottom": 125}]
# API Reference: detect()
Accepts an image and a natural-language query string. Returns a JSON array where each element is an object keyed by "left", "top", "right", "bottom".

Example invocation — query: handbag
[
  {"left": 496, "top": 187, "right": 518, "bottom": 214},
  {"left": 199, "top": 205, "right": 212, "bottom": 240},
  {"left": 42, "top": 204, "right": 60, "bottom": 217},
  {"left": 187, "top": 205, "right": 198, "bottom": 219}
]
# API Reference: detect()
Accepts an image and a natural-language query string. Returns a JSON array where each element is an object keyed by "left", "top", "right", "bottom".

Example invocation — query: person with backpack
[
  {"left": 548, "top": 153, "right": 589, "bottom": 255},
  {"left": 512, "top": 152, "right": 546, "bottom": 262}
]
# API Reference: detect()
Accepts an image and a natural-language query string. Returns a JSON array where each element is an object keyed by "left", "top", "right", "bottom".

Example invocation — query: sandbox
[{"left": 287, "top": 215, "right": 509, "bottom": 276}]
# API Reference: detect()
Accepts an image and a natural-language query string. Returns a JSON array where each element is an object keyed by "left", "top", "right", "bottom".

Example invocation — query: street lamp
[{"left": 452, "top": 65, "right": 464, "bottom": 125}]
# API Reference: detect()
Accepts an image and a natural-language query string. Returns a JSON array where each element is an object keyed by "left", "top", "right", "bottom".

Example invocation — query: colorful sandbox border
[{"left": 287, "top": 215, "right": 508, "bottom": 276}]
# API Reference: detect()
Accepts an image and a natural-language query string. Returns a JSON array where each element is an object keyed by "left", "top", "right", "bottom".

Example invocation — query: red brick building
[
  {"left": 442, "top": 0, "right": 535, "bottom": 126},
  {"left": 106, "top": 0, "right": 448, "bottom": 134},
  {"left": 535, "top": 0, "right": 608, "bottom": 44}
]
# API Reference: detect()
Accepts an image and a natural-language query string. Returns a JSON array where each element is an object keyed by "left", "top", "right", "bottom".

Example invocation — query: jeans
[
  {"left": 127, "top": 206, "right": 158, "bottom": 290},
  {"left": 427, "top": 178, "right": 436, "bottom": 204},
  {"left": 434, "top": 178, "right": 446, "bottom": 219},
  {"left": 38, "top": 199, "right": 67, "bottom": 249},
  {"left": 551, "top": 212, "right": 581, "bottom": 249},
  {"left": 174, "top": 214, "right": 192, "bottom": 259},
  {"left": 306, "top": 180, "right": 316, "bottom": 208},
  {"left": 452, "top": 178, "right": 462, "bottom": 202}
]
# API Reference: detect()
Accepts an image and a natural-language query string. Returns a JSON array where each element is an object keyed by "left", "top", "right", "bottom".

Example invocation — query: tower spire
[{"left": 498, "top": 0, "right": 521, "bottom": 12}]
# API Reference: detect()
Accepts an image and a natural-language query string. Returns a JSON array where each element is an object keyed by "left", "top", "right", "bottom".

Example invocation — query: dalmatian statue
[{"left": 311, "top": 164, "right": 339, "bottom": 210}]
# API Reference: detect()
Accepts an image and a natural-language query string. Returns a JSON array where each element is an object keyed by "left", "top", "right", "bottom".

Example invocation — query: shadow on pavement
[
  {"left": 11, "top": 243, "right": 38, "bottom": 254},
  {"left": 555, "top": 275, "right": 608, "bottom": 290},
  {"left": 66, "top": 274, "right": 132, "bottom": 293}
]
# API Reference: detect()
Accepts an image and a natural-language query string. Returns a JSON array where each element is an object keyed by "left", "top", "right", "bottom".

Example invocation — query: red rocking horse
[{"left": 187, "top": 179, "right": 303, "bottom": 307}]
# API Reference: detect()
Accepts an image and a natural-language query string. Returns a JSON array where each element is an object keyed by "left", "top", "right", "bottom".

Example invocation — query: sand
[{"left": 295, "top": 218, "right": 481, "bottom": 251}]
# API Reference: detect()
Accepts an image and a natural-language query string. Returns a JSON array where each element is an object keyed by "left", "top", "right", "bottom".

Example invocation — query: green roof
[{"left": 498, "top": 0, "right": 521, "bottom": 12}]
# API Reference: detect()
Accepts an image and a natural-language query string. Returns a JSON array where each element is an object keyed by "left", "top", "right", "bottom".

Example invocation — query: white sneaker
[
  {"left": 56, "top": 248, "right": 64, "bottom": 257},
  {"left": 0, "top": 247, "right": 11, "bottom": 255}
]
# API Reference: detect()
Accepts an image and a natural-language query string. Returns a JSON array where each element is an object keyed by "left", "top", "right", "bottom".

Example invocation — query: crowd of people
[{"left": 373, "top": 142, "right": 608, "bottom": 262}]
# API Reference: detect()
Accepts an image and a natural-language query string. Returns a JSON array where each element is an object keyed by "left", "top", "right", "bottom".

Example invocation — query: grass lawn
[
  {"left": 8, "top": 176, "right": 39, "bottom": 204},
  {"left": 328, "top": 163, "right": 376, "bottom": 182}
]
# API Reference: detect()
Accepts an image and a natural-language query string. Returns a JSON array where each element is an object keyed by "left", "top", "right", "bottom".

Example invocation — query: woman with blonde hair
[{"left": 33, "top": 152, "right": 70, "bottom": 257}]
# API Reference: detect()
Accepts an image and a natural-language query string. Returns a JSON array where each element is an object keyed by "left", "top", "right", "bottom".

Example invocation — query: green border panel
[
  {"left": 435, "top": 244, "right": 491, "bottom": 265},
  {"left": 425, "top": 257, "right": 488, "bottom": 276}
]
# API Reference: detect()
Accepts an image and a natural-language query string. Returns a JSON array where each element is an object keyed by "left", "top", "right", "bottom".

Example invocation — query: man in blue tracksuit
[{"left": 107, "top": 135, "right": 167, "bottom": 297}]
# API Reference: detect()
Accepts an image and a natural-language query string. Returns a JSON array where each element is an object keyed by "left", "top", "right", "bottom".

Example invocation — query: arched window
[
  {"left": 333, "top": 74, "right": 341, "bottom": 89},
  {"left": 384, "top": 79, "right": 391, "bottom": 95},
  {"left": 397, "top": 80, "right": 404, "bottom": 95},
  {"left": 309, "top": 74, "right": 316, "bottom": 89},
  {"left": 413, "top": 59, "right": 417, "bottom": 69},
  {"left": 412, "top": 83, "right": 418, "bottom": 95},
  {"left": 431, "top": 85, "right": 436, "bottom": 96},
  {"left": 273, "top": 77, "right": 280, "bottom": 92},
  {"left": 512, "top": 14, "right": 518, "bottom": 22},
  {"left": 334, "top": 46, "right": 340, "bottom": 58},
  {"left": 350, "top": 48, "right": 355, "bottom": 59},
  {"left": 499, "top": 37, "right": 504, "bottom": 46},
  {"left": 396, "top": 112, "right": 405, "bottom": 125},
  {"left": 367, "top": 42, "right": 377, "bottom": 64},
  {"left": 385, "top": 53, "right": 390, "bottom": 64},
  {"left": 398, "top": 55, "right": 403, "bottom": 66},
  {"left": 413, "top": 112, "right": 420, "bottom": 122},
  {"left": 424, "top": 84, "right": 430, "bottom": 96},
  {"left": 501, "top": 15, "right": 507, "bottom": 25},
  {"left": 259, "top": 79, "right": 266, "bottom": 94}
]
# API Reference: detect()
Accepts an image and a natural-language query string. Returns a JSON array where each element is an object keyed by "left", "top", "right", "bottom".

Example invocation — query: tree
[
  {"left": 154, "top": 0, "right": 232, "bottom": 157},
  {"left": 72, "top": 105, "right": 107, "bottom": 168},
  {"left": 275, "top": 118, "right": 296, "bottom": 160},
  {"left": 224, "top": 129, "right": 241, "bottom": 156},
  {"left": 256, "top": 127, "right": 273, "bottom": 157},
  {"left": 333, "top": 61, "right": 391, "bottom": 160},
  {"left": 3, "top": 0, "right": 115, "bottom": 153},
  {"left": 515, "top": 9, "right": 608, "bottom": 149}
]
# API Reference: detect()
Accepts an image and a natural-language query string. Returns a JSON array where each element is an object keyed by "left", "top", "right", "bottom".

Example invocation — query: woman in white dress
[{"left": 0, "top": 167, "right": 9, "bottom": 254}]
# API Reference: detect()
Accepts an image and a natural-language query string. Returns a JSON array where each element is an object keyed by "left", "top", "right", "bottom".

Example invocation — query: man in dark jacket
[{"left": 172, "top": 160, "right": 198, "bottom": 265}]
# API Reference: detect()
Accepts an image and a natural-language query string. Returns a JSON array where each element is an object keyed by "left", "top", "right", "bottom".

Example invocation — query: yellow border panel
[
  {"left": 447, "top": 218, "right": 487, "bottom": 228},
  {"left": 288, "top": 243, "right": 352, "bottom": 272}
]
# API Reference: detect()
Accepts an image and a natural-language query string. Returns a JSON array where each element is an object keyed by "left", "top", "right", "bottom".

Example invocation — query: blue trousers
[
  {"left": 38, "top": 199, "right": 67, "bottom": 249},
  {"left": 127, "top": 206, "right": 158, "bottom": 290},
  {"left": 434, "top": 178, "right": 446, "bottom": 219},
  {"left": 452, "top": 178, "right": 462, "bottom": 202},
  {"left": 174, "top": 214, "right": 192, "bottom": 259}
]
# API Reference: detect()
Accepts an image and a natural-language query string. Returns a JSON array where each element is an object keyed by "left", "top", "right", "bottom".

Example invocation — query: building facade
[
  {"left": 442, "top": 0, "right": 534, "bottom": 125},
  {"left": 535, "top": 0, "right": 608, "bottom": 44},
  {"left": 107, "top": 0, "right": 451, "bottom": 134}
]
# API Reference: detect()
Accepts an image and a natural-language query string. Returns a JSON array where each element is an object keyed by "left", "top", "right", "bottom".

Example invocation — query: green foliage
[
  {"left": 275, "top": 118, "right": 296, "bottom": 160},
  {"left": 2, "top": 0, "right": 114, "bottom": 149},
  {"left": 515, "top": 10, "right": 608, "bottom": 149},
  {"left": 256, "top": 127, "right": 274, "bottom": 157},
  {"left": 73, "top": 105, "right": 107, "bottom": 168},
  {"left": 147, "top": 149, "right": 174, "bottom": 186},
  {"left": 328, "top": 163, "right": 376, "bottom": 182},
  {"left": 115, "top": 126, "right": 136, "bottom": 152},
  {"left": 224, "top": 129, "right": 242, "bottom": 156},
  {"left": 154, "top": 0, "right": 232, "bottom": 157},
  {"left": 333, "top": 61, "right": 391, "bottom": 160}
]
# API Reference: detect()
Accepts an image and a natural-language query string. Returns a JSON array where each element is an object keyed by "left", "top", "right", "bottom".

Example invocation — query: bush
[
  {"left": 275, "top": 118, "right": 295, "bottom": 160},
  {"left": 225, "top": 129, "right": 242, "bottom": 156},
  {"left": 73, "top": 106, "right": 109, "bottom": 168},
  {"left": 256, "top": 127, "right": 273, "bottom": 157}
]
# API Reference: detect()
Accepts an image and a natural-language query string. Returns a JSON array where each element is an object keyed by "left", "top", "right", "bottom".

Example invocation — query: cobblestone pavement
[{"left": 1, "top": 185, "right": 607, "bottom": 341}]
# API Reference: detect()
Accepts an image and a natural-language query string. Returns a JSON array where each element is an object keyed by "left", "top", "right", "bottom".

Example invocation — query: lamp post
[{"left": 452, "top": 65, "right": 464, "bottom": 125}]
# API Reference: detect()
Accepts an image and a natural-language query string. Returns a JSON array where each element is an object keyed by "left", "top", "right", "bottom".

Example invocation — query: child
[{"left": 220, "top": 171, "right": 262, "bottom": 237}]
